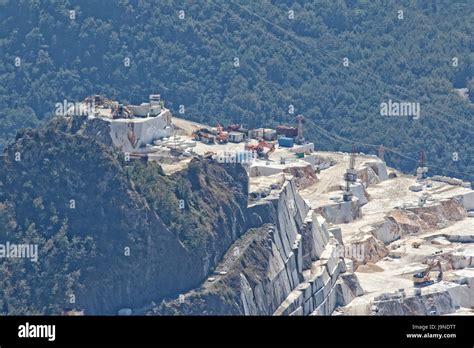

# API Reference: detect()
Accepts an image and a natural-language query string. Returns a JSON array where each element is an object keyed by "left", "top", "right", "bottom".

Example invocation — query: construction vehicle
[
  {"left": 192, "top": 128, "right": 216, "bottom": 144},
  {"left": 215, "top": 123, "right": 229, "bottom": 144},
  {"left": 112, "top": 104, "right": 132, "bottom": 119},
  {"left": 295, "top": 115, "right": 305, "bottom": 144},
  {"left": 343, "top": 144, "right": 357, "bottom": 202},
  {"left": 227, "top": 124, "right": 241, "bottom": 132},
  {"left": 84, "top": 94, "right": 107, "bottom": 106},
  {"left": 416, "top": 150, "right": 428, "bottom": 182},
  {"left": 276, "top": 125, "right": 298, "bottom": 138},
  {"left": 246, "top": 140, "right": 275, "bottom": 159},
  {"left": 413, "top": 260, "right": 443, "bottom": 286}
]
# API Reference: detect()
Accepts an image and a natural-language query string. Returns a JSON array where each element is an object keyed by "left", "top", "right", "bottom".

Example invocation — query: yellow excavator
[{"left": 413, "top": 260, "right": 443, "bottom": 286}]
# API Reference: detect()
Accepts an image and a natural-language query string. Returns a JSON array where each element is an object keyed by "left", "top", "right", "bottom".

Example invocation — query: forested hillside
[
  {"left": 0, "top": 0, "right": 472, "bottom": 180},
  {"left": 0, "top": 117, "right": 252, "bottom": 314}
]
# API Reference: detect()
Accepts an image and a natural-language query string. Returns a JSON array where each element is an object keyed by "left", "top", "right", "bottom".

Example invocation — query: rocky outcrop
[
  {"left": 460, "top": 191, "right": 474, "bottom": 211},
  {"left": 313, "top": 155, "right": 337, "bottom": 170}
]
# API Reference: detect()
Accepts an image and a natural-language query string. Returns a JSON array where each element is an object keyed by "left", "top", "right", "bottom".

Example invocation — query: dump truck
[
  {"left": 227, "top": 124, "right": 241, "bottom": 132},
  {"left": 276, "top": 125, "right": 298, "bottom": 138}
]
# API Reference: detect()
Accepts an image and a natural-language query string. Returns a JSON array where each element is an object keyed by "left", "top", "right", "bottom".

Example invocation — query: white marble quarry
[
  {"left": 461, "top": 191, "right": 474, "bottom": 211},
  {"left": 363, "top": 161, "right": 389, "bottom": 182},
  {"left": 275, "top": 240, "right": 357, "bottom": 316},
  {"left": 301, "top": 154, "right": 316, "bottom": 166},
  {"left": 449, "top": 269, "right": 474, "bottom": 308},
  {"left": 238, "top": 177, "right": 310, "bottom": 315},
  {"left": 367, "top": 219, "right": 401, "bottom": 244},
  {"left": 450, "top": 252, "right": 474, "bottom": 269},
  {"left": 350, "top": 182, "right": 369, "bottom": 206},
  {"left": 249, "top": 164, "right": 283, "bottom": 177},
  {"left": 106, "top": 109, "right": 173, "bottom": 153},
  {"left": 372, "top": 281, "right": 471, "bottom": 315},
  {"left": 315, "top": 199, "right": 361, "bottom": 224},
  {"left": 248, "top": 161, "right": 315, "bottom": 179},
  {"left": 329, "top": 226, "right": 343, "bottom": 245},
  {"left": 303, "top": 211, "right": 330, "bottom": 259},
  {"left": 208, "top": 174, "right": 364, "bottom": 316}
]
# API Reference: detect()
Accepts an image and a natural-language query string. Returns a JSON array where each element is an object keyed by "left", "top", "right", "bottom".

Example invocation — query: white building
[{"left": 127, "top": 94, "right": 163, "bottom": 117}]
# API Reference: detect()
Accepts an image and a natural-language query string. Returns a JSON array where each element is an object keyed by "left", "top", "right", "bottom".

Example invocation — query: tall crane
[
  {"left": 295, "top": 115, "right": 305, "bottom": 145},
  {"left": 378, "top": 145, "right": 385, "bottom": 161},
  {"left": 343, "top": 144, "right": 357, "bottom": 202},
  {"left": 416, "top": 150, "right": 428, "bottom": 182}
]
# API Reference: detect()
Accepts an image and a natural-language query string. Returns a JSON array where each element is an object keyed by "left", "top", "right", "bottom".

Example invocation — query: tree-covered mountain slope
[
  {"left": 0, "top": 118, "right": 253, "bottom": 314},
  {"left": 0, "top": 0, "right": 472, "bottom": 180}
]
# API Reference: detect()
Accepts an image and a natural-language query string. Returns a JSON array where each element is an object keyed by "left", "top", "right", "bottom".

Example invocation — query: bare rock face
[
  {"left": 336, "top": 273, "right": 364, "bottom": 305},
  {"left": 345, "top": 234, "right": 389, "bottom": 270},
  {"left": 387, "top": 198, "right": 467, "bottom": 236},
  {"left": 355, "top": 161, "right": 389, "bottom": 188},
  {"left": 300, "top": 211, "right": 330, "bottom": 269},
  {"left": 283, "top": 164, "right": 318, "bottom": 189}
]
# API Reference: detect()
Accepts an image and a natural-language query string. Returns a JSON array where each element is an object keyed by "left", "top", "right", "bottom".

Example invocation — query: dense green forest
[{"left": 0, "top": 0, "right": 472, "bottom": 181}]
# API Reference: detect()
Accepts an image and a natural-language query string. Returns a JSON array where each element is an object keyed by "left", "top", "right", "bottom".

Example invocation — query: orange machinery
[{"left": 246, "top": 140, "right": 275, "bottom": 159}]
